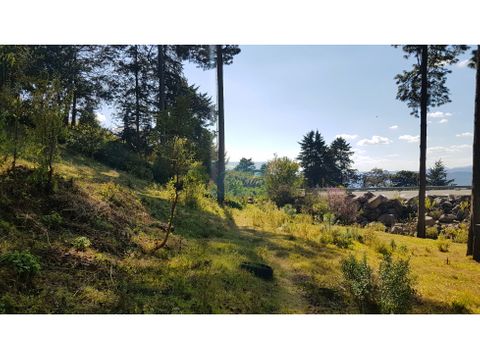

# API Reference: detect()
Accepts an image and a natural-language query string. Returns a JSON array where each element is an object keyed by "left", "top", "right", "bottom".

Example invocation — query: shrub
[
  {"left": 378, "top": 254, "right": 415, "bottom": 314},
  {"left": 182, "top": 162, "right": 209, "bottom": 208},
  {"left": 71, "top": 236, "right": 92, "bottom": 251},
  {"left": 341, "top": 255, "right": 376, "bottom": 313},
  {"left": 344, "top": 226, "right": 363, "bottom": 243},
  {"left": 66, "top": 124, "right": 113, "bottom": 157},
  {"left": 41, "top": 211, "right": 63, "bottom": 229},
  {"left": 437, "top": 239, "right": 451, "bottom": 253},
  {"left": 299, "top": 191, "right": 329, "bottom": 220},
  {"left": 426, "top": 226, "right": 439, "bottom": 239},
  {"left": 365, "top": 222, "right": 386, "bottom": 232},
  {"left": 282, "top": 204, "right": 297, "bottom": 217},
  {"left": 429, "top": 209, "right": 443, "bottom": 221},
  {"left": 326, "top": 188, "right": 358, "bottom": 224},
  {"left": 95, "top": 141, "right": 153, "bottom": 180},
  {"left": 264, "top": 156, "right": 303, "bottom": 207},
  {"left": 439, "top": 224, "right": 468, "bottom": 243},
  {"left": 0, "top": 250, "right": 41, "bottom": 280},
  {"left": 0, "top": 220, "right": 15, "bottom": 235}
]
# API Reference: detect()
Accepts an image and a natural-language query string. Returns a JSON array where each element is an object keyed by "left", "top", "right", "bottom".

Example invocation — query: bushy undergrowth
[
  {"left": 341, "top": 253, "right": 415, "bottom": 314},
  {"left": 439, "top": 223, "right": 468, "bottom": 243},
  {"left": 0, "top": 250, "right": 41, "bottom": 281},
  {"left": 326, "top": 188, "right": 358, "bottom": 225}
]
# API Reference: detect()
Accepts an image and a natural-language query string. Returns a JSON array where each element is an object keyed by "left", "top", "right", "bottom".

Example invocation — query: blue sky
[{"left": 98, "top": 45, "right": 476, "bottom": 171}]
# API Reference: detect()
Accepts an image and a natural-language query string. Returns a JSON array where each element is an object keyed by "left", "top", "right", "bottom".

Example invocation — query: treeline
[
  {"left": 0, "top": 45, "right": 240, "bottom": 186},
  {"left": 361, "top": 160, "right": 454, "bottom": 188}
]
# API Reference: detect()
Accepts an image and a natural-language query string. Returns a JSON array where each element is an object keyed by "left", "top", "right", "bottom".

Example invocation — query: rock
[
  {"left": 357, "top": 192, "right": 375, "bottom": 204},
  {"left": 363, "top": 207, "right": 382, "bottom": 221},
  {"left": 382, "top": 199, "right": 404, "bottom": 217},
  {"left": 240, "top": 262, "right": 273, "bottom": 280},
  {"left": 367, "top": 194, "right": 388, "bottom": 209},
  {"left": 425, "top": 216, "right": 436, "bottom": 227},
  {"left": 247, "top": 197, "right": 254, "bottom": 204},
  {"left": 378, "top": 213, "right": 396, "bottom": 227},
  {"left": 441, "top": 201, "right": 454, "bottom": 213},
  {"left": 439, "top": 214, "right": 456, "bottom": 223}
]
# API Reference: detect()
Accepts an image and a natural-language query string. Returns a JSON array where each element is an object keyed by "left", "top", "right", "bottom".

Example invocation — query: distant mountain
[{"left": 447, "top": 166, "right": 472, "bottom": 186}]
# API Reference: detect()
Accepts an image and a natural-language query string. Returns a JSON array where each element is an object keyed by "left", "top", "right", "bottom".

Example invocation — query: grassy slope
[{"left": 1, "top": 152, "right": 479, "bottom": 314}]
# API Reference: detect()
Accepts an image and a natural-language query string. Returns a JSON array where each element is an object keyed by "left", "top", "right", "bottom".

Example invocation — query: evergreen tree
[
  {"left": 395, "top": 45, "right": 467, "bottom": 238},
  {"left": 329, "top": 137, "right": 357, "bottom": 186},
  {"left": 426, "top": 160, "right": 454, "bottom": 186},
  {"left": 297, "top": 130, "right": 333, "bottom": 187},
  {"left": 234, "top": 157, "right": 256, "bottom": 173}
]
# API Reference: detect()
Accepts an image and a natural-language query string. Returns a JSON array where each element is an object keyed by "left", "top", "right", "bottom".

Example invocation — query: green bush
[
  {"left": 378, "top": 254, "right": 415, "bottom": 314},
  {"left": 282, "top": 204, "right": 296, "bottom": 217},
  {"left": 341, "top": 255, "right": 376, "bottom": 313},
  {"left": 0, "top": 220, "right": 15, "bottom": 235},
  {"left": 366, "top": 222, "right": 386, "bottom": 232},
  {"left": 299, "top": 191, "right": 329, "bottom": 220},
  {"left": 437, "top": 239, "right": 451, "bottom": 253},
  {"left": 0, "top": 250, "right": 41, "bottom": 280},
  {"left": 70, "top": 236, "right": 92, "bottom": 251},
  {"left": 66, "top": 124, "right": 113, "bottom": 157},
  {"left": 439, "top": 224, "right": 468, "bottom": 243},
  {"left": 95, "top": 141, "right": 153, "bottom": 180},
  {"left": 41, "top": 211, "right": 63, "bottom": 229},
  {"left": 264, "top": 156, "right": 303, "bottom": 207},
  {"left": 426, "top": 226, "right": 438, "bottom": 239}
]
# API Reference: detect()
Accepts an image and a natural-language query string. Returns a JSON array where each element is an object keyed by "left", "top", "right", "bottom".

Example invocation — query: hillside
[{"left": 1, "top": 152, "right": 479, "bottom": 314}]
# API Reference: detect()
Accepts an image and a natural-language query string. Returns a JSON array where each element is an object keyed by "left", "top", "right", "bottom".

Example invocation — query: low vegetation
[{"left": 1, "top": 153, "right": 480, "bottom": 313}]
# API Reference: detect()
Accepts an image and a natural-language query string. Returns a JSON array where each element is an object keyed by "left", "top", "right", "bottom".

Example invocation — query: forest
[{"left": 1, "top": 44, "right": 480, "bottom": 314}]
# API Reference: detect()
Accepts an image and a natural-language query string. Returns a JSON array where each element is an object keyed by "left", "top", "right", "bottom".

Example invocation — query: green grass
[{"left": 1, "top": 151, "right": 479, "bottom": 314}]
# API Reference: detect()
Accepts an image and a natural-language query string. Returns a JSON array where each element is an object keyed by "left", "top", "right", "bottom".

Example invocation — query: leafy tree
[
  {"left": 427, "top": 159, "right": 454, "bottom": 186},
  {"left": 390, "top": 170, "right": 418, "bottom": 187},
  {"left": 264, "top": 156, "right": 303, "bottom": 206},
  {"left": 152, "top": 137, "right": 195, "bottom": 251},
  {"left": 362, "top": 168, "right": 390, "bottom": 188},
  {"left": 297, "top": 130, "right": 333, "bottom": 187},
  {"left": 395, "top": 45, "right": 467, "bottom": 238},
  {"left": 234, "top": 157, "right": 256, "bottom": 173},
  {"left": 329, "top": 137, "right": 358, "bottom": 186},
  {"left": 30, "top": 80, "right": 65, "bottom": 191}
]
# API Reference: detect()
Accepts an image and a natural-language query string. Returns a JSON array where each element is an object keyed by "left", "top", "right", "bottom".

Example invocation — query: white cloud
[
  {"left": 357, "top": 135, "right": 392, "bottom": 146},
  {"left": 456, "top": 132, "right": 473, "bottom": 137},
  {"left": 438, "top": 118, "right": 448, "bottom": 124},
  {"left": 427, "top": 144, "right": 471, "bottom": 154},
  {"left": 335, "top": 133, "right": 358, "bottom": 140},
  {"left": 428, "top": 111, "right": 452, "bottom": 118},
  {"left": 398, "top": 134, "right": 419, "bottom": 143},
  {"left": 457, "top": 59, "right": 472, "bottom": 68},
  {"left": 389, "top": 125, "right": 398, "bottom": 130},
  {"left": 95, "top": 112, "right": 107, "bottom": 124}
]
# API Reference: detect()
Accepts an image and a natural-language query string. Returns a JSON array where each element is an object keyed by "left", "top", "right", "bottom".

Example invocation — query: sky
[{"left": 98, "top": 45, "right": 476, "bottom": 171}]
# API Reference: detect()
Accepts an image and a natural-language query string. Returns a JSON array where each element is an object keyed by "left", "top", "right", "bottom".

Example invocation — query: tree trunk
[
  {"left": 417, "top": 45, "right": 428, "bottom": 238},
  {"left": 71, "top": 48, "right": 78, "bottom": 127},
  {"left": 134, "top": 45, "right": 141, "bottom": 150},
  {"left": 468, "top": 45, "right": 480, "bottom": 260},
  {"left": 157, "top": 45, "right": 166, "bottom": 112},
  {"left": 152, "top": 187, "right": 179, "bottom": 251},
  {"left": 216, "top": 45, "right": 225, "bottom": 205},
  {"left": 71, "top": 91, "right": 77, "bottom": 127}
]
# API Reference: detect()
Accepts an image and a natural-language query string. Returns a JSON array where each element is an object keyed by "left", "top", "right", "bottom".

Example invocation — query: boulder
[
  {"left": 441, "top": 201, "right": 454, "bottom": 213},
  {"left": 357, "top": 192, "right": 375, "bottom": 204},
  {"left": 378, "top": 213, "right": 396, "bottom": 227},
  {"left": 439, "top": 214, "right": 456, "bottom": 223},
  {"left": 367, "top": 194, "right": 388, "bottom": 209},
  {"left": 425, "top": 216, "right": 436, "bottom": 227}
]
